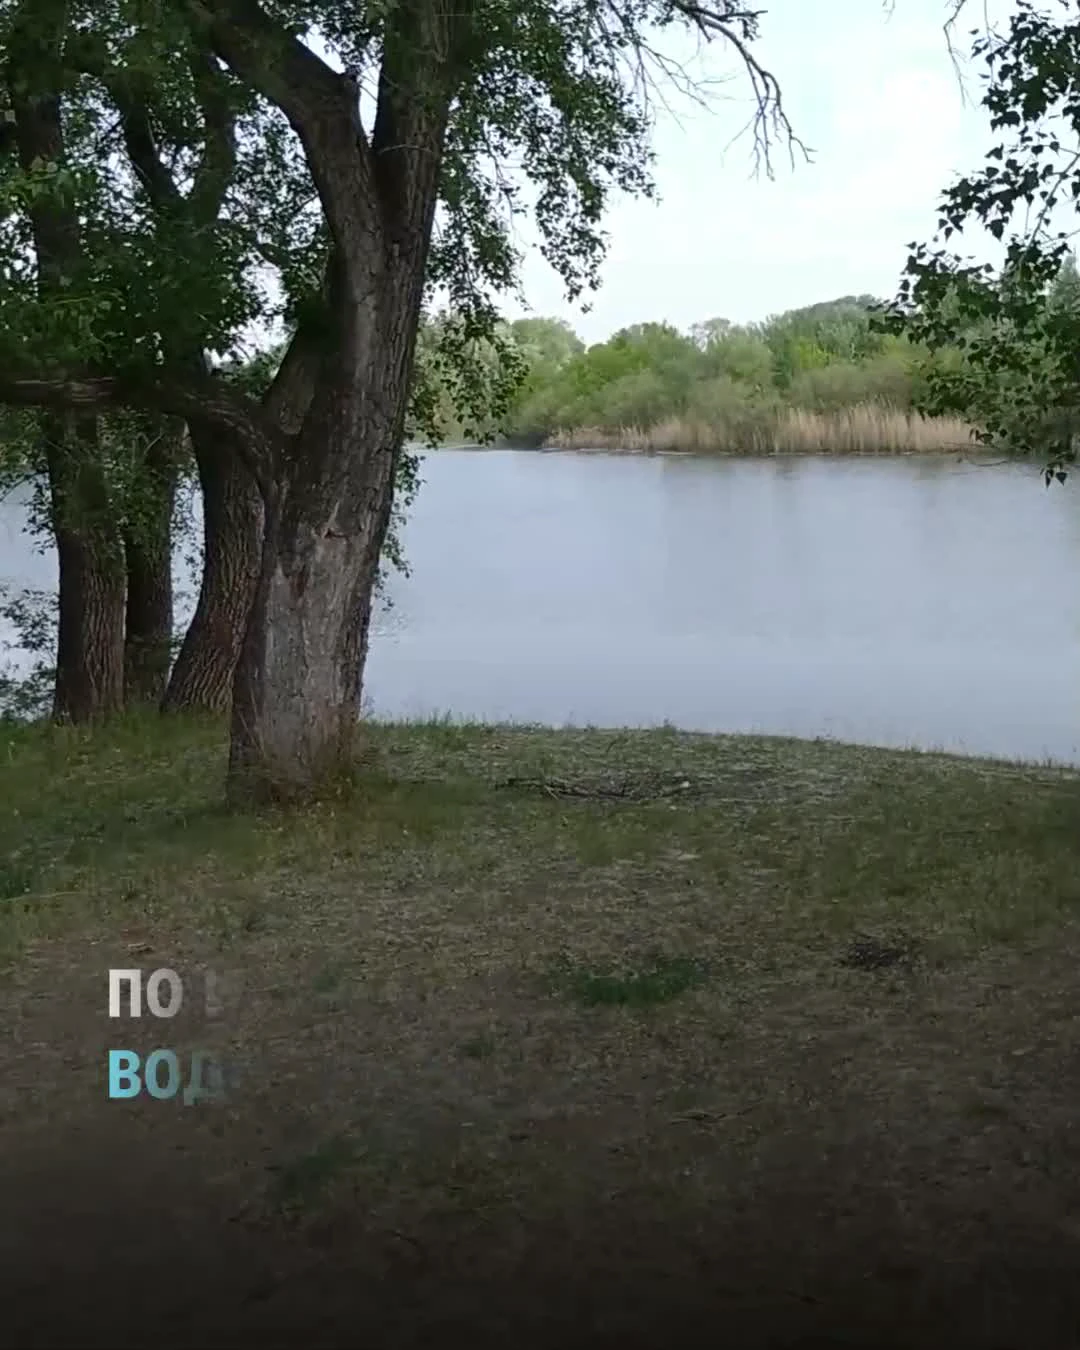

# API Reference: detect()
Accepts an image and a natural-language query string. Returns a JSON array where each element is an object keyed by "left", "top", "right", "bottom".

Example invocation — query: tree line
[
  {"left": 419, "top": 298, "right": 957, "bottom": 449},
  {"left": 419, "top": 259, "right": 1080, "bottom": 454},
  {"left": 0, "top": 0, "right": 1076, "bottom": 800}
]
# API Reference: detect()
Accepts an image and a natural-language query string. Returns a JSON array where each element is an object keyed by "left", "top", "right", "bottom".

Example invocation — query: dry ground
[{"left": 3, "top": 713, "right": 1080, "bottom": 1348}]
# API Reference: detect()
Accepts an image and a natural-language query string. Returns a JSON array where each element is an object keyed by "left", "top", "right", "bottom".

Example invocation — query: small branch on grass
[{"left": 495, "top": 774, "right": 700, "bottom": 801}]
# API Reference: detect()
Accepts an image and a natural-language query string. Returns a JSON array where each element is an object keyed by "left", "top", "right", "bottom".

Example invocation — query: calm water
[{"left": 3, "top": 450, "right": 1080, "bottom": 764}]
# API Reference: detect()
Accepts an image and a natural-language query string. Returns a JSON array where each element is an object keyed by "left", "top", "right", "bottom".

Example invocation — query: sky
[{"left": 498, "top": 0, "right": 1014, "bottom": 345}]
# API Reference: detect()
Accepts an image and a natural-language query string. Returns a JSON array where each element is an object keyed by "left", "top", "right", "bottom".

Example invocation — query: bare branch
[
  {"left": 940, "top": 0, "right": 1002, "bottom": 107},
  {"left": 661, "top": 0, "right": 810, "bottom": 176},
  {"left": 591, "top": 0, "right": 808, "bottom": 174},
  {"left": 594, "top": 2, "right": 730, "bottom": 132}
]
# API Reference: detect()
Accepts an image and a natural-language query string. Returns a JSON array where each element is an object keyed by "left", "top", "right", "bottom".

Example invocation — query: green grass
[
  {"left": 3, "top": 709, "right": 1080, "bottom": 973},
  {"left": 552, "top": 953, "right": 711, "bottom": 1008},
  {"left": 5, "top": 711, "right": 1080, "bottom": 1344}
]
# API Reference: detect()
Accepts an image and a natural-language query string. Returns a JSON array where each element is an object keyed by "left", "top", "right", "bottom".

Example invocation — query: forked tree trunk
[
  {"left": 46, "top": 416, "right": 126, "bottom": 723},
  {"left": 164, "top": 0, "right": 455, "bottom": 801},
  {"left": 227, "top": 381, "right": 402, "bottom": 803},
  {"left": 123, "top": 424, "right": 180, "bottom": 705},
  {"left": 162, "top": 423, "right": 262, "bottom": 714},
  {"left": 224, "top": 271, "right": 440, "bottom": 801}
]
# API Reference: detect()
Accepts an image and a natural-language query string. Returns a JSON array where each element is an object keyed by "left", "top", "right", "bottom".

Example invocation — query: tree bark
[
  {"left": 123, "top": 423, "right": 180, "bottom": 705},
  {"left": 225, "top": 263, "right": 418, "bottom": 804},
  {"left": 6, "top": 0, "right": 459, "bottom": 783},
  {"left": 8, "top": 8, "right": 126, "bottom": 721},
  {"left": 209, "top": 1, "right": 458, "bottom": 803},
  {"left": 162, "top": 423, "right": 262, "bottom": 714},
  {"left": 226, "top": 277, "right": 402, "bottom": 803},
  {"left": 227, "top": 440, "right": 397, "bottom": 803},
  {"left": 45, "top": 416, "right": 126, "bottom": 722}
]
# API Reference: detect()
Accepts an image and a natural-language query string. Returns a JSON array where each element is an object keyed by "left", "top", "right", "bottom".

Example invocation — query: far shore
[
  {"left": 425, "top": 405, "right": 987, "bottom": 457},
  {"left": 439, "top": 441, "right": 991, "bottom": 458}
]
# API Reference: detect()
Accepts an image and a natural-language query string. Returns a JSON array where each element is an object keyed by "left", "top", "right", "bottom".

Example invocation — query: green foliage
[
  {"left": 552, "top": 952, "right": 710, "bottom": 1008},
  {"left": 0, "top": 0, "right": 808, "bottom": 730},
  {"left": 761, "top": 296, "right": 888, "bottom": 389},
  {"left": 0, "top": 0, "right": 799, "bottom": 596},
  {"left": 0, "top": 0, "right": 802, "bottom": 428},
  {"left": 0, "top": 584, "right": 55, "bottom": 720},
  {"left": 410, "top": 309, "right": 528, "bottom": 446},
  {"left": 789, "top": 349, "right": 914, "bottom": 413},
  {"left": 698, "top": 327, "right": 774, "bottom": 390},
  {"left": 683, "top": 373, "right": 777, "bottom": 433},
  {"left": 885, "top": 1, "right": 1080, "bottom": 481},
  {"left": 495, "top": 296, "right": 931, "bottom": 441},
  {"left": 0, "top": 2, "right": 267, "bottom": 375}
]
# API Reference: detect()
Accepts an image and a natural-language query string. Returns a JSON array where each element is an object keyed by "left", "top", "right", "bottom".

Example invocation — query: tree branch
[
  {"left": 263, "top": 321, "right": 320, "bottom": 435},
  {"left": 371, "top": 0, "right": 470, "bottom": 237},
  {"left": 181, "top": 0, "right": 383, "bottom": 276},
  {"left": 188, "top": 47, "right": 238, "bottom": 223},
  {"left": 0, "top": 371, "right": 278, "bottom": 495},
  {"left": 113, "top": 85, "right": 182, "bottom": 209},
  {"left": 70, "top": 37, "right": 237, "bottom": 223},
  {"left": 662, "top": 0, "right": 809, "bottom": 176}
]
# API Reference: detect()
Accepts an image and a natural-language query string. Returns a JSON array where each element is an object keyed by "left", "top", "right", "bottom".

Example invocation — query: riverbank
[
  {"left": 541, "top": 405, "right": 978, "bottom": 455},
  {"left": 4, "top": 712, "right": 1080, "bottom": 1347}
]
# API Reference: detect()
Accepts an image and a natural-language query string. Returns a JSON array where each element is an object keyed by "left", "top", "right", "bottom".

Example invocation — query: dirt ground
[{"left": 4, "top": 717, "right": 1080, "bottom": 1347}]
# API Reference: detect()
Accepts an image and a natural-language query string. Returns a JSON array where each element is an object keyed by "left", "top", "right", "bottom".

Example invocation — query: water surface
[{"left": 3, "top": 451, "right": 1078, "bottom": 763}]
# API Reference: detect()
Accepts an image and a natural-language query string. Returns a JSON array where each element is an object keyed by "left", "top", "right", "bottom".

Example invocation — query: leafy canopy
[
  {"left": 883, "top": 0, "right": 1080, "bottom": 482},
  {"left": 0, "top": 0, "right": 800, "bottom": 449}
]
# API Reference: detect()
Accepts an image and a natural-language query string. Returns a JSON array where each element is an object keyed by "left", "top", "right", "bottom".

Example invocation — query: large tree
[{"left": 0, "top": 0, "right": 798, "bottom": 801}]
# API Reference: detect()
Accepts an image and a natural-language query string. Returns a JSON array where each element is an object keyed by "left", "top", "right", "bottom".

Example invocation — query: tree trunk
[
  {"left": 162, "top": 423, "right": 262, "bottom": 714},
  {"left": 123, "top": 424, "right": 180, "bottom": 705},
  {"left": 8, "top": 12, "right": 127, "bottom": 720},
  {"left": 46, "top": 416, "right": 126, "bottom": 723},
  {"left": 200, "top": 0, "right": 455, "bottom": 802},
  {"left": 227, "top": 403, "right": 401, "bottom": 805},
  {"left": 224, "top": 238, "right": 443, "bottom": 804}
]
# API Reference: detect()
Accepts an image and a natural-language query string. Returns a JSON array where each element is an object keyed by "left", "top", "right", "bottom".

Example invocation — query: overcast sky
[{"left": 500, "top": 0, "right": 1012, "bottom": 345}]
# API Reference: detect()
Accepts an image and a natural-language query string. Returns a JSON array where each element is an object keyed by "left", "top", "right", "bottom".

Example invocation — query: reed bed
[{"left": 544, "top": 404, "right": 980, "bottom": 455}]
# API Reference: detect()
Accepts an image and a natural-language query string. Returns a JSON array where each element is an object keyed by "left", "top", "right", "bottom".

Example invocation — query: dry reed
[{"left": 544, "top": 404, "right": 980, "bottom": 455}]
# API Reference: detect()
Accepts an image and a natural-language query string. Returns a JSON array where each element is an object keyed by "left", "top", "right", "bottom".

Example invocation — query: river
[{"left": 3, "top": 449, "right": 1079, "bottom": 764}]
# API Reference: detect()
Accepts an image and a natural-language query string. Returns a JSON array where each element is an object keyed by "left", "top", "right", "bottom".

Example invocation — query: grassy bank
[
  {"left": 4, "top": 712, "right": 1080, "bottom": 1347},
  {"left": 544, "top": 404, "right": 979, "bottom": 454}
]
